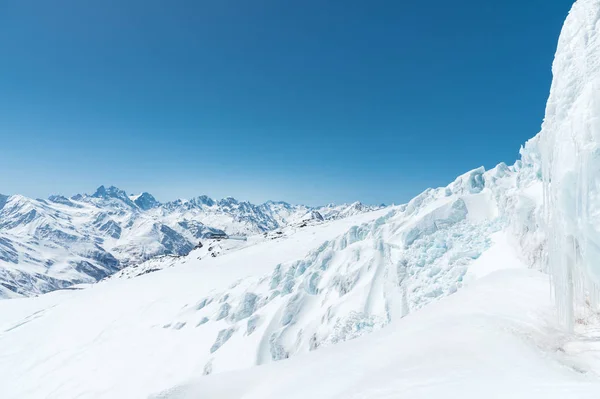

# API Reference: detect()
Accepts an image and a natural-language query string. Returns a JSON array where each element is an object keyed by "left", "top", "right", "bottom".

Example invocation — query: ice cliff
[{"left": 536, "top": 0, "right": 600, "bottom": 330}]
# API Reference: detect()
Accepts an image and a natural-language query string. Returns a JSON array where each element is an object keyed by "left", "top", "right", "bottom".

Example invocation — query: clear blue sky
[{"left": 0, "top": 0, "right": 573, "bottom": 206}]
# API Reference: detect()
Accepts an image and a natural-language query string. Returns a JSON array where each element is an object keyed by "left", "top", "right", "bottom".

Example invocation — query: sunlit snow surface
[
  {"left": 0, "top": 185, "right": 378, "bottom": 298},
  {"left": 0, "top": 130, "right": 591, "bottom": 398},
  {"left": 0, "top": 160, "right": 566, "bottom": 398},
  {"left": 0, "top": 210, "right": 395, "bottom": 398},
  {"left": 157, "top": 268, "right": 600, "bottom": 399},
  {"left": 4, "top": 0, "right": 600, "bottom": 397}
]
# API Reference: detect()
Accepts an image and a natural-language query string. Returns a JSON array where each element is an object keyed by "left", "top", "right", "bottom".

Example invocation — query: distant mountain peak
[
  {"left": 263, "top": 200, "right": 292, "bottom": 207},
  {"left": 218, "top": 197, "right": 240, "bottom": 207},
  {"left": 92, "top": 185, "right": 128, "bottom": 199},
  {"left": 301, "top": 210, "right": 324, "bottom": 222},
  {"left": 91, "top": 185, "right": 108, "bottom": 198},
  {"left": 132, "top": 192, "right": 160, "bottom": 210},
  {"left": 90, "top": 185, "right": 136, "bottom": 207},
  {"left": 190, "top": 195, "right": 216, "bottom": 207}
]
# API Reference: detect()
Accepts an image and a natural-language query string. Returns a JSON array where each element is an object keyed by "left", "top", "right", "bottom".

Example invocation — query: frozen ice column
[{"left": 539, "top": 0, "right": 600, "bottom": 330}]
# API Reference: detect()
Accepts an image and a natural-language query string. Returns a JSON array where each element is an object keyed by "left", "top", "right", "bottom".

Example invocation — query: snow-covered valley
[{"left": 3, "top": 0, "right": 600, "bottom": 397}]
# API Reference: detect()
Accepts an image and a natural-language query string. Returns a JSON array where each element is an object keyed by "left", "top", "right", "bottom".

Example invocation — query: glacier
[
  {"left": 2, "top": 0, "right": 600, "bottom": 397},
  {"left": 0, "top": 155, "right": 555, "bottom": 398},
  {"left": 536, "top": 0, "right": 600, "bottom": 331}
]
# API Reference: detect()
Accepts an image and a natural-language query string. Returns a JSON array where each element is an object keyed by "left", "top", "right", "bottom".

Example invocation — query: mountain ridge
[{"left": 0, "top": 185, "right": 383, "bottom": 298}]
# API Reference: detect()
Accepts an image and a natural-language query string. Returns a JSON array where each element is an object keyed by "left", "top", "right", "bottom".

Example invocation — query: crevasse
[{"left": 538, "top": 0, "right": 600, "bottom": 330}]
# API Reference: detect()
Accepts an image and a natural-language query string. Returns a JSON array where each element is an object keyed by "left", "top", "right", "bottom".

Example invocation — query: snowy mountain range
[
  {"left": 2, "top": 1, "right": 600, "bottom": 398},
  {"left": 0, "top": 185, "right": 382, "bottom": 298}
]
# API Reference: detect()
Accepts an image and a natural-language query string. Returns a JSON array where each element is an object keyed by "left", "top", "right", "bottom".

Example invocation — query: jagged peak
[
  {"left": 259, "top": 201, "right": 295, "bottom": 213},
  {"left": 131, "top": 192, "right": 160, "bottom": 210},
  {"left": 85, "top": 185, "right": 138, "bottom": 208},
  {"left": 218, "top": 197, "right": 240, "bottom": 206},
  {"left": 92, "top": 185, "right": 128, "bottom": 199},
  {"left": 91, "top": 185, "right": 107, "bottom": 197},
  {"left": 301, "top": 209, "right": 324, "bottom": 221},
  {"left": 263, "top": 200, "right": 292, "bottom": 206},
  {"left": 190, "top": 195, "right": 216, "bottom": 207}
]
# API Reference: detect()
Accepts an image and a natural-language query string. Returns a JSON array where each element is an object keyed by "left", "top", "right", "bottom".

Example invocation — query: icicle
[{"left": 539, "top": 0, "right": 600, "bottom": 331}]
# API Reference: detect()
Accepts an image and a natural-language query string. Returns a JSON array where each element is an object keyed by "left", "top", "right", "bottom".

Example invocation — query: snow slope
[
  {"left": 0, "top": 158, "right": 574, "bottom": 398},
  {"left": 153, "top": 2, "right": 600, "bottom": 397},
  {"left": 0, "top": 209, "right": 393, "bottom": 399},
  {"left": 157, "top": 267, "right": 600, "bottom": 399},
  {"left": 2, "top": 1, "right": 600, "bottom": 398},
  {"left": 0, "top": 186, "right": 381, "bottom": 298}
]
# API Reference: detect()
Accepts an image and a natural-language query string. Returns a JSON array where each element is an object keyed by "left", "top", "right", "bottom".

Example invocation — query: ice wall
[{"left": 538, "top": 0, "right": 600, "bottom": 330}]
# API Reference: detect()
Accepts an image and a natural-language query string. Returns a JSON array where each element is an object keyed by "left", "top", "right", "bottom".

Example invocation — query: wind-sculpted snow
[
  {"left": 156, "top": 171, "right": 523, "bottom": 374},
  {"left": 0, "top": 186, "right": 380, "bottom": 297},
  {"left": 401, "top": 198, "right": 468, "bottom": 246},
  {"left": 138, "top": 148, "right": 557, "bottom": 380}
]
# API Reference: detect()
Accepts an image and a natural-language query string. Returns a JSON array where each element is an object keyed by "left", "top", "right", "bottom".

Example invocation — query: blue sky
[{"left": 0, "top": 0, "right": 573, "bottom": 206}]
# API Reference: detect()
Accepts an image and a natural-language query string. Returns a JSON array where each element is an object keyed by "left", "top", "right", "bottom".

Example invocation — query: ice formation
[
  {"left": 537, "top": 0, "right": 600, "bottom": 330},
  {"left": 6, "top": 2, "right": 600, "bottom": 397},
  {"left": 167, "top": 170, "right": 514, "bottom": 373}
]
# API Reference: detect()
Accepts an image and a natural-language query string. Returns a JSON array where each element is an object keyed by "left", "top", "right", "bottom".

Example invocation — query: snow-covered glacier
[
  {"left": 2, "top": 0, "right": 600, "bottom": 397},
  {"left": 150, "top": 161, "right": 549, "bottom": 376},
  {"left": 0, "top": 156, "right": 554, "bottom": 398}
]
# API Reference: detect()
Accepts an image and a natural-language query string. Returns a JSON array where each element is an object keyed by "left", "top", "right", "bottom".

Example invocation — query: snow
[
  {"left": 536, "top": 0, "right": 600, "bottom": 330},
  {"left": 463, "top": 232, "right": 528, "bottom": 282},
  {"left": 0, "top": 154, "right": 566, "bottom": 398},
  {"left": 0, "top": 161, "right": 587, "bottom": 398},
  {"left": 156, "top": 265, "right": 599, "bottom": 399},
  {"left": 0, "top": 209, "right": 392, "bottom": 399},
  {"left": 2, "top": 1, "right": 600, "bottom": 397},
  {"left": 0, "top": 186, "right": 381, "bottom": 298}
]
